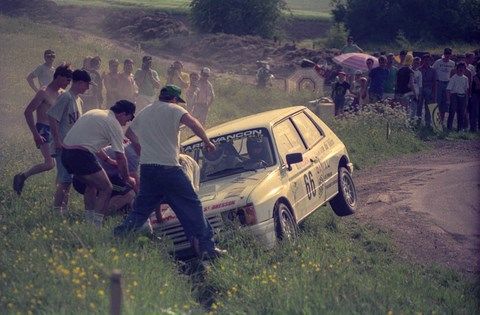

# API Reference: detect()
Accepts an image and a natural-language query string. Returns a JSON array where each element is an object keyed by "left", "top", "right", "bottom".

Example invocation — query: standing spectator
[
  {"left": 82, "top": 56, "right": 104, "bottom": 111},
  {"left": 82, "top": 56, "right": 92, "bottom": 72},
  {"left": 185, "top": 72, "right": 200, "bottom": 113},
  {"left": 166, "top": 61, "right": 190, "bottom": 90},
  {"left": 465, "top": 52, "right": 476, "bottom": 78},
  {"left": 412, "top": 57, "right": 423, "bottom": 120},
  {"left": 351, "top": 70, "right": 362, "bottom": 108},
  {"left": 47, "top": 69, "right": 91, "bottom": 214},
  {"left": 366, "top": 58, "right": 374, "bottom": 73},
  {"left": 61, "top": 101, "right": 136, "bottom": 226},
  {"left": 117, "top": 59, "right": 137, "bottom": 103},
  {"left": 341, "top": 36, "right": 363, "bottom": 54},
  {"left": 383, "top": 53, "right": 398, "bottom": 100},
  {"left": 27, "top": 49, "right": 56, "bottom": 92},
  {"left": 469, "top": 63, "right": 480, "bottom": 132},
  {"left": 395, "top": 54, "right": 415, "bottom": 114},
  {"left": 432, "top": 48, "right": 456, "bottom": 126},
  {"left": 368, "top": 56, "right": 389, "bottom": 102},
  {"left": 113, "top": 85, "right": 225, "bottom": 259},
  {"left": 331, "top": 71, "right": 351, "bottom": 116},
  {"left": 418, "top": 54, "right": 437, "bottom": 127},
  {"left": 13, "top": 65, "right": 73, "bottom": 195},
  {"left": 135, "top": 56, "right": 161, "bottom": 109},
  {"left": 256, "top": 61, "right": 273, "bottom": 88},
  {"left": 103, "top": 58, "right": 122, "bottom": 106},
  {"left": 394, "top": 50, "right": 407, "bottom": 67},
  {"left": 446, "top": 62, "right": 469, "bottom": 131},
  {"left": 193, "top": 67, "right": 215, "bottom": 125}
]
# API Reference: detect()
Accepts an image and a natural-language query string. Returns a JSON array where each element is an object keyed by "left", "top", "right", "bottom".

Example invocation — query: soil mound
[{"left": 104, "top": 11, "right": 189, "bottom": 41}]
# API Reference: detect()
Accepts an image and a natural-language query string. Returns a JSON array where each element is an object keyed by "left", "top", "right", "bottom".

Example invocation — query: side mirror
[{"left": 285, "top": 153, "right": 303, "bottom": 171}]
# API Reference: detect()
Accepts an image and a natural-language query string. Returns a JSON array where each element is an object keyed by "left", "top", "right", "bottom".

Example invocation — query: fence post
[{"left": 110, "top": 269, "right": 122, "bottom": 315}]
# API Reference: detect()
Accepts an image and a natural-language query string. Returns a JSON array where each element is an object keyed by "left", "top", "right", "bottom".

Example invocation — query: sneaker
[
  {"left": 200, "top": 247, "right": 227, "bottom": 261},
  {"left": 13, "top": 173, "right": 26, "bottom": 195}
]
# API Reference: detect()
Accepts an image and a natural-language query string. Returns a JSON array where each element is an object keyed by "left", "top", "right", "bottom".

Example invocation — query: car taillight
[{"left": 222, "top": 203, "right": 257, "bottom": 226}]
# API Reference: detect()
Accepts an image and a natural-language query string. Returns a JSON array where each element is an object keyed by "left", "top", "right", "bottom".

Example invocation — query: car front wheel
[
  {"left": 330, "top": 167, "right": 357, "bottom": 216},
  {"left": 274, "top": 201, "right": 299, "bottom": 241}
]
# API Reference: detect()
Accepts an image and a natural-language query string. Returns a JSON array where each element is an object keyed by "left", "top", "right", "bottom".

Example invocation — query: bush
[
  {"left": 324, "top": 23, "right": 349, "bottom": 49},
  {"left": 331, "top": 0, "right": 480, "bottom": 43},
  {"left": 189, "top": 0, "right": 287, "bottom": 38}
]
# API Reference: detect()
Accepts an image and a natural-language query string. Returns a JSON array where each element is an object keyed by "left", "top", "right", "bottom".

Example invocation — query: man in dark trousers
[{"left": 114, "top": 85, "right": 225, "bottom": 259}]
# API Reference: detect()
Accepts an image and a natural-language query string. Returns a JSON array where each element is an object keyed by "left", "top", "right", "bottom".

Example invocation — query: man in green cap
[{"left": 114, "top": 84, "right": 226, "bottom": 260}]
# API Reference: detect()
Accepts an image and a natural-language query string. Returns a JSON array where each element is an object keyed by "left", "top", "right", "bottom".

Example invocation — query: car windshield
[{"left": 182, "top": 128, "right": 276, "bottom": 182}]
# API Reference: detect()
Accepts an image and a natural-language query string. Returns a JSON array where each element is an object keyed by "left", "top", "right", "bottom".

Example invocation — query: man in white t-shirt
[
  {"left": 432, "top": 48, "right": 455, "bottom": 125},
  {"left": 26, "top": 49, "right": 56, "bottom": 92},
  {"left": 114, "top": 85, "right": 225, "bottom": 259},
  {"left": 61, "top": 100, "right": 136, "bottom": 226},
  {"left": 446, "top": 62, "right": 469, "bottom": 131}
]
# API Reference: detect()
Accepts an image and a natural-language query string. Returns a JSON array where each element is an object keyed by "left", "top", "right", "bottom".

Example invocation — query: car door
[
  {"left": 290, "top": 112, "right": 331, "bottom": 217},
  {"left": 272, "top": 118, "right": 316, "bottom": 221}
]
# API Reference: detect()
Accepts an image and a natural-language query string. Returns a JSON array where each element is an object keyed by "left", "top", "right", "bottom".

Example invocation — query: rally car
[{"left": 150, "top": 106, "right": 357, "bottom": 251}]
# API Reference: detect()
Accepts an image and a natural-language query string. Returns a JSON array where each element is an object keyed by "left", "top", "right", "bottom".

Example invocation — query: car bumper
[{"left": 245, "top": 217, "right": 276, "bottom": 249}]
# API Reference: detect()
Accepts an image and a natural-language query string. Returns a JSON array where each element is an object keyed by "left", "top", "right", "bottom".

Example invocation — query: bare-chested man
[{"left": 13, "top": 65, "right": 73, "bottom": 195}]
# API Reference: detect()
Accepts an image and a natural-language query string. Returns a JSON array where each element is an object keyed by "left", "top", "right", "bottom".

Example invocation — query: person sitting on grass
[
  {"left": 331, "top": 71, "right": 351, "bottom": 116},
  {"left": 61, "top": 100, "right": 136, "bottom": 226},
  {"left": 13, "top": 65, "right": 73, "bottom": 195}
]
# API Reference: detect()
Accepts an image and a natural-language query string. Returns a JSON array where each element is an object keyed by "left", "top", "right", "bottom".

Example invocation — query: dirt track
[{"left": 354, "top": 140, "right": 480, "bottom": 273}]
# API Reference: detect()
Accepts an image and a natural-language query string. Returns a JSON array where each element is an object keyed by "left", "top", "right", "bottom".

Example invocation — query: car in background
[{"left": 150, "top": 106, "right": 357, "bottom": 252}]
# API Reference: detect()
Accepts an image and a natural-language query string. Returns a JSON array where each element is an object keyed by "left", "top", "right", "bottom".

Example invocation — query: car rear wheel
[
  {"left": 330, "top": 167, "right": 357, "bottom": 216},
  {"left": 274, "top": 201, "right": 299, "bottom": 241}
]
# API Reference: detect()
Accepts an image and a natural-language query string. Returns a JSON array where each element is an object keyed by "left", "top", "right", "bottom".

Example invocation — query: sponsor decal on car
[{"left": 183, "top": 129, "right": 264, "bottom": 152}]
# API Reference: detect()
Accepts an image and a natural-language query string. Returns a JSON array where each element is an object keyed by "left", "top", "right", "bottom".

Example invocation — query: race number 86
[{"left": 304, "top": 171, "right": 316, "bottom": 199}]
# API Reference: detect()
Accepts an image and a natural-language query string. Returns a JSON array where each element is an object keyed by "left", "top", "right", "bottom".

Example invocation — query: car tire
[
  {"left": 330, "top": 167, "right": 357, "bottom": 216},
  {"left": 274, "top": 201, "right": 299, "bottom": 241}
]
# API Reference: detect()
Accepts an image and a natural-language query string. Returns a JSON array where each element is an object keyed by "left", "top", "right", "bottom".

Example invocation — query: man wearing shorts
[
  {"left": 72, "top": 142, "right": 139, "bottom": 216},
  {"left": 114, "top": 85, "right": 225, "bottom": 259},
  {"left": 47, "top": 69, "right": 91, "bottom": 213},
  {"left": 13, "top": 65, "right": 73, "bottom": 195},
  {"left": 61, "top": 100, "right": 136, "bottom": 226}
]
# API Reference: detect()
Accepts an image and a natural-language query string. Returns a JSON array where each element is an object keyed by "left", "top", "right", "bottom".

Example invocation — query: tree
[
  {"left": 331, "top": 0, "right": 480, "bottom": 43},
  {"left": 190, "top": 0, "right": 287, "bottom": 38}
]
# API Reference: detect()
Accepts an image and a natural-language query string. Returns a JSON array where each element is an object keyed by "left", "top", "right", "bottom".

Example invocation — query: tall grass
[{"left": 0, "top": 15, "right": 477, "bottom": 314}]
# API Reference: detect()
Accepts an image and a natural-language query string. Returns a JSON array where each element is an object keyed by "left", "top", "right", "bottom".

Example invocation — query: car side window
[
  {"left": 291, "top": 112, "right": 324, "bottom": 148},
  {"left": 273, "top": 119, "right": 307, "bottom": 163}
]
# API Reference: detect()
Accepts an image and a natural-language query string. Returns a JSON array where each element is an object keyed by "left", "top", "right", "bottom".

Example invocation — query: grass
[
  {"left": 1, "top": 14, "right": 479, "bottom": 314},
  {"left": 53, "top": 0, "right": 332, "bottom": 19}
]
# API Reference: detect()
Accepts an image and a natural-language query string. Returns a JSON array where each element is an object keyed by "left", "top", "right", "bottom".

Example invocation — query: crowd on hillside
[
  {"left": 13, "top": 49, "right": 225, "bottom": 260},
  {"left": 331, "top": 38, "right": 480, "bottom": 133}
]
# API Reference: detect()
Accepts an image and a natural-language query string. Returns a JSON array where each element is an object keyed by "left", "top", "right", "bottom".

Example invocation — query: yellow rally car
[{"left": 151, "top": 106, "right": 357, "bottom": 251}]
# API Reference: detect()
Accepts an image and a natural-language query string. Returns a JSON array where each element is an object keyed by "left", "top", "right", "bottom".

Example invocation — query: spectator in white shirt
[
  {"left": 446, "top": 62, "right": 469, "bottom": 131},
  {"left": 61, "top": 100, "right": 136, "bottom": 226},
  {"left": 432, "top": 48, "right": 455, "bottom": 125}
]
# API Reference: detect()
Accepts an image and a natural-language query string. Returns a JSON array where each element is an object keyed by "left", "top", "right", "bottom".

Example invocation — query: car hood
[{"left": 152, "top": 171, "right": 270, "bottom": 224}]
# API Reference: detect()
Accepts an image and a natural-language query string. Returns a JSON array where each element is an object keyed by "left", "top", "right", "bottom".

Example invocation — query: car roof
[{"left": 183, "top": 106, "right": 306, "bottom": 145}]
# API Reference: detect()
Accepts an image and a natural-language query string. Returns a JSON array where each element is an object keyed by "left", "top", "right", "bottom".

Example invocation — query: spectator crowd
[{"left": 333, "top": 41, "right": 480, "bottom": 133}]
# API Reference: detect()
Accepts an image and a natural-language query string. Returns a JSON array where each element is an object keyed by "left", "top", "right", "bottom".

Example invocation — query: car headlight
[{"left": 222, "top": 203, "right": 257, "bottom": 226}]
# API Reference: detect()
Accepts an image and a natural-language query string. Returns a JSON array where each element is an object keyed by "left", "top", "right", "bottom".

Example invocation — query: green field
[
  {"left": 1, "top": 15, "right": 478, "bottom": 314},
  {"left": 53, "top": 0, "right": 332, "bottom": 18}
]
